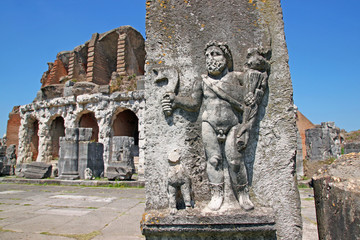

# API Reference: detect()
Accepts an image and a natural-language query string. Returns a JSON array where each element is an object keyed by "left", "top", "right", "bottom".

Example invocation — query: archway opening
[
  {"left": 50, "top": 116, "right": 65, "bottom": 159},
  {"left": 79, "top": 112, "right": 99, "bottom": 142},
  {"left": 112, "top": 109, "right": 139, "bottom": 145},
  {"left": 30, "top": 119, "right": 39, "bottom": 161}
]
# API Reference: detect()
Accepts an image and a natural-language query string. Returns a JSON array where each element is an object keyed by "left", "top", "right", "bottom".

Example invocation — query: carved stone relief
[{"left": 159, "top": 41, "right": 270, "bottom": 211}]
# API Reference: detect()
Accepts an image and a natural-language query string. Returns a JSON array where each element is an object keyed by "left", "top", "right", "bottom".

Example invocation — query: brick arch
[
  {"left": 49, "top": 116, "right": 65, "bottom": 159},
  {"left": 78, "top": 111, "right": 99, "bottom": 142},
  {"left": 112, "top": 108, "right": 139, "bottom": 145}
]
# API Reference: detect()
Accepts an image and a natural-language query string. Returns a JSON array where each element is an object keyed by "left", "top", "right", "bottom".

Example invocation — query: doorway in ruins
[
  {"left": 79, "top": 112, "right": 99, "bottom": 142},
  {"left": 49, "top": 116, "right": 65, "bottom": 159},
  {"left": 28, "top": 118, "right": 39, "bottom": 161},
  {"left": 112, "top": 109, "right": 139, "bottom": 158}
]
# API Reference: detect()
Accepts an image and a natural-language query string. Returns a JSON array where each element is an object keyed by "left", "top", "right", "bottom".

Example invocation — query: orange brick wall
[
  {"left": 296, "top": 111, "right": 315, "bottom": 158},
  {"left": 41, "top": 59, "right": 68, "bottom": 87},
  {"left": 6, "top": 106, "right": 21, "bottom": 153}
]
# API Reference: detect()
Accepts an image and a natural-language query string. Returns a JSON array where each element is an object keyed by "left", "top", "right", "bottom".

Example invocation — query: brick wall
[
  {"left": 6, "top": 106, "right": 21, "bottom": 153},
  {"left": 296, "top": 111, "right": 315, "bottom": 158}
]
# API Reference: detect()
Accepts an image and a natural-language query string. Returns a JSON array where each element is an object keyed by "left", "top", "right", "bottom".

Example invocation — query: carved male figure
[{"left": 161, "top": 41, "right": 268, "bottom": 211}]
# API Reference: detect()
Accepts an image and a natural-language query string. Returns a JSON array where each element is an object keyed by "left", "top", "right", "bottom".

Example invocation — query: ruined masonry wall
[{"left": 17, "top": 91, "right": 145, "bottom": 176}]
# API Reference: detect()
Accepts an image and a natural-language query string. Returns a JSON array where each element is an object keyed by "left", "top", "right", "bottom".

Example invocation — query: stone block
[
  {"left": 64, "top": 128, "right": 79, "bottom": 141},
  {"left": 111, "top": 136, "right": 135, "bottom": 170},
  {"left": 312, "top": 153, "right": 360, "bottom": 240},
  {"left": 71, "top": 82, "right": 97, "bottom": 97},
  {"left": 141, "top": 208, "right": 276, "bottom": 240},
  {"left": 41, "top": 84, "right": 64, "bottom": 100},
  {"left": 58, "top": 139, "right": 79, "bottom": 179},
  {"left": 343, "top": 142, "right": 360, "bottom": 154},
  {"left": 78, "top": 142, "right": 104, "bottom": 179},
  {"left": 15, "top": 164, "right": 25, "bottom": 177},
  {"left": 106, "top": 165, "right": 133, "bottom": 180},
  {"left": 0, "top": 164, "right": 14, "bottom": 176},
  {"left": 23, "top": 162, "right": 52, "bottom": 179},
  {"left": 78, "top": 128, "right": 92, "bottom": 142},
  {"left": 305, "top": 122, "right": 341, "bottom": 161}
]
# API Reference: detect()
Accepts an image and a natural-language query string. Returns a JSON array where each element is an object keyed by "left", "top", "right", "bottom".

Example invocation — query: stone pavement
[
  {"left": 299, "top": 188, "right": 318, "bottom": 240},
  {"left": 0, "top": 182, "right": 145, "bottom": 240},
  {"left": 0, "top": 181, "right": 318, "bottom": 240}
]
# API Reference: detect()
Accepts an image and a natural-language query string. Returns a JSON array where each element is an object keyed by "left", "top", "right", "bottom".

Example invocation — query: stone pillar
[
  {"left": 58, "top": 127, "right": 104, "bottom": 180},
  {"left": 58, "top": 128, "right": 80, "bottom": 179},
  {"left": 142, "top": 0, "right": 301, "bottom": 239},
  {"left": 78, "top": 128, "right": 104, "bottom": 179}
]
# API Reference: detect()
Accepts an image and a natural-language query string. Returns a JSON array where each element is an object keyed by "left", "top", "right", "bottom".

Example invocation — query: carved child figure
[{"left": 167, "top": 149, "right": 192, "bottom": 215}]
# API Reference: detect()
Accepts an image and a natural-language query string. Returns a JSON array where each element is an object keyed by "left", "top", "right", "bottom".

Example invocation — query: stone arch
[
  {"left": 25, "top": 116, "right": 39, "bottom": 161},
  {"left": 112, "top": 108, "right": 139, "bottom": 146},
  {"left": 49, "top": 116, "right": 65, "bottom": 159},
  {"left": 78, "top": 111, "right": 99, "bottom": 142}
]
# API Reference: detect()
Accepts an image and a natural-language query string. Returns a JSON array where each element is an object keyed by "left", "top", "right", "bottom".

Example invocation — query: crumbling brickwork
[
  {"left": 6, "top": 106, "right": 21, "bottom": 153},
  {"left": 36, "top": 26, "right": 145, "bottom": 101}
]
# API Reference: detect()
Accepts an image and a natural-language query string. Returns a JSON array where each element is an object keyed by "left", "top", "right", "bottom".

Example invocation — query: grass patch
[
  {"left": 10, "top": 198, "right": 21, "bottom": 200},
  {"left": 298, "top": 183, "right": 309, "bottom": 189},
  {"left": 0, "top": 227, "right": 16, "bottom": 233},
  {"left": 303, "top": 197, "right": 314, "bottom": 201},
  {"left": 40, "top": 230, "right": 101, "bottom": 240},
  {"left": 87, "top": 207, "right": 98, "bottom": 209},
  {"left": 23, "top": 204, "right": 31, "bottom": 206}
]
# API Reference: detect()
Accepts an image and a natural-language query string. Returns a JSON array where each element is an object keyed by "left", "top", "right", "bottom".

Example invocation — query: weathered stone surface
[
  {"left": 110, "top": 136, "right": 135, "bottom": 168},
  {"left": 58, "top": 128, "right": 104, "bottom": 180},
  {"left": 78, "top": 128, "right": 93, "bottom": 141},
  {"left": 15, "top": 163, "right": 25, "bottom": 177},
  {"left": 144, "top": 0, "right": 301, "bottom": 239},
  {"left": 106, "top": 165, "right": 133, "bottom": 180},
  {"left": 23, "top": 162, "right": 52, "bottom": 179},
  {"left": 58, "top": 137, "right": 80, "bottom": 179},
  {"left": 305, "top": 122, "right": 341, "bottom": 161},
  {"left": 6, "top": 144, "right": 17, "bottom": 165},
  {"left": 343, "top": 142, "right": 360, "bottom": 154},
  {"left": 141, "top": 208, "right": 276, "bottom": 240},
  {"left": 78, "top": 142, "right": 104, "bottom": 179},
  {"left": 40, "top": 84, "right": 65, "bottom": 100},
  {"left": 0, "top": 146, "right": 6, "bottom": 163},
  {"left": 312, "top": 153, "right": 360, "bottom": 240}
]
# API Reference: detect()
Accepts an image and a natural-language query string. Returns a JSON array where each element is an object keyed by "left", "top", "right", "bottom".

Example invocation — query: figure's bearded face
[{"left": 205, "top": 46, "right": 227, "bottom": 76}]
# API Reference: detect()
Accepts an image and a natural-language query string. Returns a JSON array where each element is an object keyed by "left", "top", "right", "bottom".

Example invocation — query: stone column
[
  {"left": 58, "top": 128, "right": 80, "bottom": 179},
  {"left": 141, "top": 0, "right": 301, "bottom": 239}
]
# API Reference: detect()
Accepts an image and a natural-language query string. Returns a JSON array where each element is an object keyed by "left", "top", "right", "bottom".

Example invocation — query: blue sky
[{"left": 0, "top": 0, "right": 359, "bottom": 136}]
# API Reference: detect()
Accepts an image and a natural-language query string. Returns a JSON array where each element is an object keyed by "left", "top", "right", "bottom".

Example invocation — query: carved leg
[
  {"left": 202, "top": 122, "right": 224, "bottom": 211},
  {"left": 238, "top": 185, "right": 254, "bottom": 211},
  {"left": 225, "top": 125, "right": 254, "bottom": 210},
  {"left": 168, "top": 185, "right": 177, "bottom": 215},
  {"left": 208, "top": 182, "right": 224, "bottom": 211},
  {"left": 181, "top": 182, "right": 192, "bottom": 208}
]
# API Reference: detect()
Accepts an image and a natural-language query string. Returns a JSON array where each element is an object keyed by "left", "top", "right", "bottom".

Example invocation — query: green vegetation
[
  {"left": 298, "top": 183, "right": 310, "bottom": 189},
  {"left": 0, "top": 227, "right": 16, "bottom": 233},
  {"left": 40, "top": 230, "right": 101, "bottom": 240},
  {"left": 110, "top": 74, "right": 137, "bottom": 93},
  {"left": 303, "top": 197, "right": 314, "bottom": 201}
]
